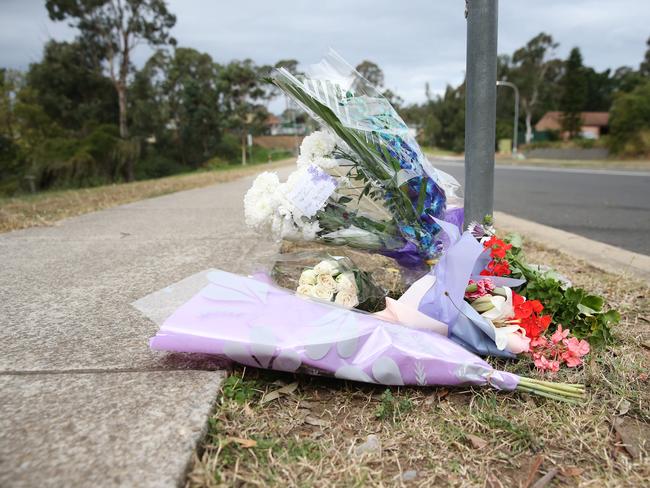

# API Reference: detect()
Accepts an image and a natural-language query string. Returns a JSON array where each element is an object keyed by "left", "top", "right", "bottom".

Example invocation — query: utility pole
[
  {"left": 497, "top": 80, "right": 519, "bottom": 155},
  {"left": 464, "top": 0, "right": 498, "bottom": 226}
]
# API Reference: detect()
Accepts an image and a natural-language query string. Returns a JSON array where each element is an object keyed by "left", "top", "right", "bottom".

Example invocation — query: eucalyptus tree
[{"left": 46, "top": 0, "right": 176, "bottom": 180}]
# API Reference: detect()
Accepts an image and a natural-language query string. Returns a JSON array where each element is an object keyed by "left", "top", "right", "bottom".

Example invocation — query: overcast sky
[{"left": 1, "top": 0, "right": 648, "bottom": 108}]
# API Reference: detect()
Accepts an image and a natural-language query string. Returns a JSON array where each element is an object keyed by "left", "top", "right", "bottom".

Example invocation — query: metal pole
[
  {"left": 464, "top": 0, "right": 498, "bottom": 226},
  {"left": 496, "top": 80, "right": 519, "bottom": 154}
]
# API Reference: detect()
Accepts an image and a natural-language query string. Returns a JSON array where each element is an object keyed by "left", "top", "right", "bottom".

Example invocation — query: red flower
[
  {"left": 512, "top": 292, "right": 550, "bottom": 339},
  {"left": 480, "top": 259, "right": 512, "bottom": 277},
  {"left": 484, "top": 236, "right": 512, "bottom": 259},
  {"left": 480, "top": 237, "right": 513, "bottom": 277}
]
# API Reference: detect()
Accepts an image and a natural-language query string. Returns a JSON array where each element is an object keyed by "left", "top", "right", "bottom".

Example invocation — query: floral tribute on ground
[{"left": 145, "top": 51, "right": 619, "bottom": 403}]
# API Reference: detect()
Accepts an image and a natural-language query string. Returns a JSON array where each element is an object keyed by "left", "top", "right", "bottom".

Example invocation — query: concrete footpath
[{"left": 0, "top": 166, "right": 292, "bottom": 487}]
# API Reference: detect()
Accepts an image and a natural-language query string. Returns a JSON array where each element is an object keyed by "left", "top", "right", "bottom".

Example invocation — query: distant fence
[
  {"left": 523, "top": 148, "right": 609, "bottom": 160},
  {"left": 254, "top": 135, "right": 303, "bottom": 151}
]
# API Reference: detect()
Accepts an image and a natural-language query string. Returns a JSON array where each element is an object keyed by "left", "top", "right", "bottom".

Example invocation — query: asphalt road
[{"left": 430, "top": 159, "right": 650, "bottom": 256}]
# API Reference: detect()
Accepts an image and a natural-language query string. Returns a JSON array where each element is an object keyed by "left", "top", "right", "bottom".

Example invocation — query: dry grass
[
  {"left": 0, "top": 159, "right": 293, "bottom": 234},
  {"left": 186, "top": 239, "right": 650, "bottom": 487}
]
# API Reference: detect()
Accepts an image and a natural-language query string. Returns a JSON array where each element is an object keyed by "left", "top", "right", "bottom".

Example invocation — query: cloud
[{"left": 0, "top": 0, "right": 648, "bottom": 107}]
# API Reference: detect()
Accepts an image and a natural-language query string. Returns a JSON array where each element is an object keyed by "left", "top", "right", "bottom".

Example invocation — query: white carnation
[
  {"left": 299, "top": 269, "right": 318, "bottom": 286},
  {"left": 335, "top": 271, "right": 358, "bottom": 293},
  {"left": 299, "top": 130, "right": 337, "bottom": 162},
  {"left": 244, "top": 172, "right": 281, "bottom": 231},
  {"left": 299, "top": 156, "right": 338, "bottom": 170},
  {"left": 313, "top": 259, "right": 340, "bottom": 276},
  {"left": 334, "top": 290, "right": 359, "bottom": 308},
  {"left": 316, "top": 273, "right": 338, "bottom": 292},
  {"left": 298, "top": 220, "right": 321, "bottom": 240}
]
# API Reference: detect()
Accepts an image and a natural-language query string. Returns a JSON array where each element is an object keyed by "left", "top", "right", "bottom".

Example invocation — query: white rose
[
  {"left": 299, "top": 269, "right": 318, "bottom": 286},
  {"left": 313, "top": 259, "right": 340, "bottom": 276},
  {"left": 335, "top": 271, "right": 357, "bottom": 293},
  {"left": 311, "top": 285, "right": 334, "bottom": 301},
  {"left": 334, "top": 290, "right": 359, "bottom": 308},
  {"left": 296, "top": 284, "right": 315, "bottom": 297},
  {"left": 316, "top": 273, "right": 338, "bottom": 292}
]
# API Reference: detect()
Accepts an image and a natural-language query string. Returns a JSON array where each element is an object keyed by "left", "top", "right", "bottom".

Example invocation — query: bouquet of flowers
[
  {"left": 143, "top": 51, "right": 620, "bottom": 404},
  {"left": 244, "top": 50, "right": 463, "bottom": 268},
  {"left": 272, "top": 254, "right": 387, "bottom": 312}
]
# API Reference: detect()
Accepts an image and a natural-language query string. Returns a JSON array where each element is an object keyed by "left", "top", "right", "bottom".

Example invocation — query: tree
[
  {"left": 355, "top": 60, "right": 384, "bottom": 88},
  {"left": 219, "top": 59, "right": 270, "bottom": 165},
  {"left": 46, "top": 0, "right": 176, "bottom": 180},
  {"left": 164, "top": 48, "right": 222, "bottom": 166},
  {"left": 274, "top": 59, "right": 301, "bottom": 76},
  {"left": 560, "top": 47, "right": 587, "bottom": 138},
  {"left": 510, "top": 33, "right": 560, "bottom": 143},
  {"left": 0, "top": 69, "right": 22, "bottom": 143},
  {"left": 583, "top": 67, "right": 615, "bottom": 111},
  {"left": 25, "top": 40, "right": 117, "bottom": 132},
  {"left": 640, "top": 36, "right": 650, "bottom": 77},
  {"left": 609, "top": 80, "right": 650, "bottom": 155}
]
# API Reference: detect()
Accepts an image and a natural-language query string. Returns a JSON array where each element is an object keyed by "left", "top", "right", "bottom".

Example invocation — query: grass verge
[
  {"left": 0, "top": 159, "right": 294, "bottom": 234},
  {"left": 186, "top": 240, "right": 649, "bottom": 487}
]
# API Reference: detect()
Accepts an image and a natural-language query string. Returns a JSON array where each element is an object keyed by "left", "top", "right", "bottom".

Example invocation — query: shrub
[{"left": 609, "top": 80, "right": 650, "bottom": 156}]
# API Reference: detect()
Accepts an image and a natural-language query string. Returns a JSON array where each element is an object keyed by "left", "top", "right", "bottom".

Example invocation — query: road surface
[{"left": 431, "top": 160, "right": 650, "bottom": 256}]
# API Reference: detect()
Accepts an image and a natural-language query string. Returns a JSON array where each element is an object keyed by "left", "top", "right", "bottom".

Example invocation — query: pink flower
[
  {"left": 465, "top": 279, "right": 495, "bottom": 300},
  {"left": 530, "top": 336, "right": 548, "bottom": 349},
  {"left": 551, "top": 324, "right": 569, "bottom": 344},
  {"left": 547, "top": 360, "right": 560, "bottom": 372},
  {"left": 562, "top": 352, "right": 584, "bottom": 368},
  {"left": 529, "top": 326, "right": 590, "bottom": 372},
  {"left": 564, "top": 337, "right": 590, "bottom": 357}
]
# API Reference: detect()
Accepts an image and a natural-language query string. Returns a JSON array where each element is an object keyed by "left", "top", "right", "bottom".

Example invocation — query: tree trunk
[
  {"left": 525, "top": 111, "right": 533, "bottom": 144},
  {"left": 241, "top": 131, "right": 247, "bottom": 165},
  {"left": 117, "top": 85, "right": 134, "bottom": 181}
]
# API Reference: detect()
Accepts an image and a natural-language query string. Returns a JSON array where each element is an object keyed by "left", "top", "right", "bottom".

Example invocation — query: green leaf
[
  {"left": 581, "top": 295, "right": 604, "bottom": 312},
  {"left": 506, "top": 233, "right": 523, "bottom": 249}
]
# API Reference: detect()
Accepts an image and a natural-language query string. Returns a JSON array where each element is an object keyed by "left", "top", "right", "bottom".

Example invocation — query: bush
[
  {"left": 135, "top": 151, "right": 186, "bottom": 179},
  {"left": 214, "top": 133, "right": 241, "bottom": 162},
  {"left": 609, "top": 80, "right": 650, "bottom": 156}
]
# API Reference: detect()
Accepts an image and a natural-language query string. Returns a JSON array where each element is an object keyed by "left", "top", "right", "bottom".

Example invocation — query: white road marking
[{"left": 430, "top": 159, "right": 650, "bottom": 178}]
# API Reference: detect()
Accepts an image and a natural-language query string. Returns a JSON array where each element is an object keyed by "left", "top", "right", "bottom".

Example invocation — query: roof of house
[
  {"left": 535, "top": 111, "right": 609, "bottom": 131},
  {"left": 265, "top": 114, "right": 282, "bottom": 126}
]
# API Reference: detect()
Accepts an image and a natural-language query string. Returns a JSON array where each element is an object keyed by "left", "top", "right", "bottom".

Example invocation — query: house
[
  {"left": 265, "top": 114, "right": 283, "bottom": 135},
  {"left": 264, "top": 113, "right": 308, "bottom": 136},
  {"left": 535, "top": 111, "right": 609, "bottom": 140}
]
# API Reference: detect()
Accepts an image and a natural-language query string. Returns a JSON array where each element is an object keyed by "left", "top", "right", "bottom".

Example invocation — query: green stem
[
  {"left": 522, "top": 378, "right": 585, "bottom": 393},
  {"left": 516, "top": 384, "right": 581, "bottom": 404},
  {"left": 518, "top": 378, "right": 585, "bottom": 399}
]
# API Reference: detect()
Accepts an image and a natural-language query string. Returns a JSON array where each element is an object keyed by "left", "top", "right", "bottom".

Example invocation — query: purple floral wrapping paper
[{"left": 149, "top": 270, "right": 519, "bottom": 390}]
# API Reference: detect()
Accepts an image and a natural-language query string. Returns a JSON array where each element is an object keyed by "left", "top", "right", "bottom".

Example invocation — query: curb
[{"left": 494, "top": 211, "right": 650, "bottom": 287}]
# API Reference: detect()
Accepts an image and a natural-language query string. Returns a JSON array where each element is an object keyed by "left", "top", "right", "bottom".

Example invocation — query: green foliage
[
  {"left": 221, "top": 374, "right": 261, "bottom": 404},
  {"left": 609, "top": 80, "right": 650, "bottom": 156},
  {"left": 355, "top": 60, "right": 384, "bottom": 88},
  {"left": 29, "top": 124, "right": 126, "bottom": 189},
  {"left": 374, "top": 389, "right": 413, "bottom": 422},
  {"left": 503, "top": 233, "right": 620, "bottom": 346},
  {"left": 560, "top": 48, "right": 588, "bottom": 138},
  {"left": 25, "top": 40, "right": 117, "bottom": 131}
]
